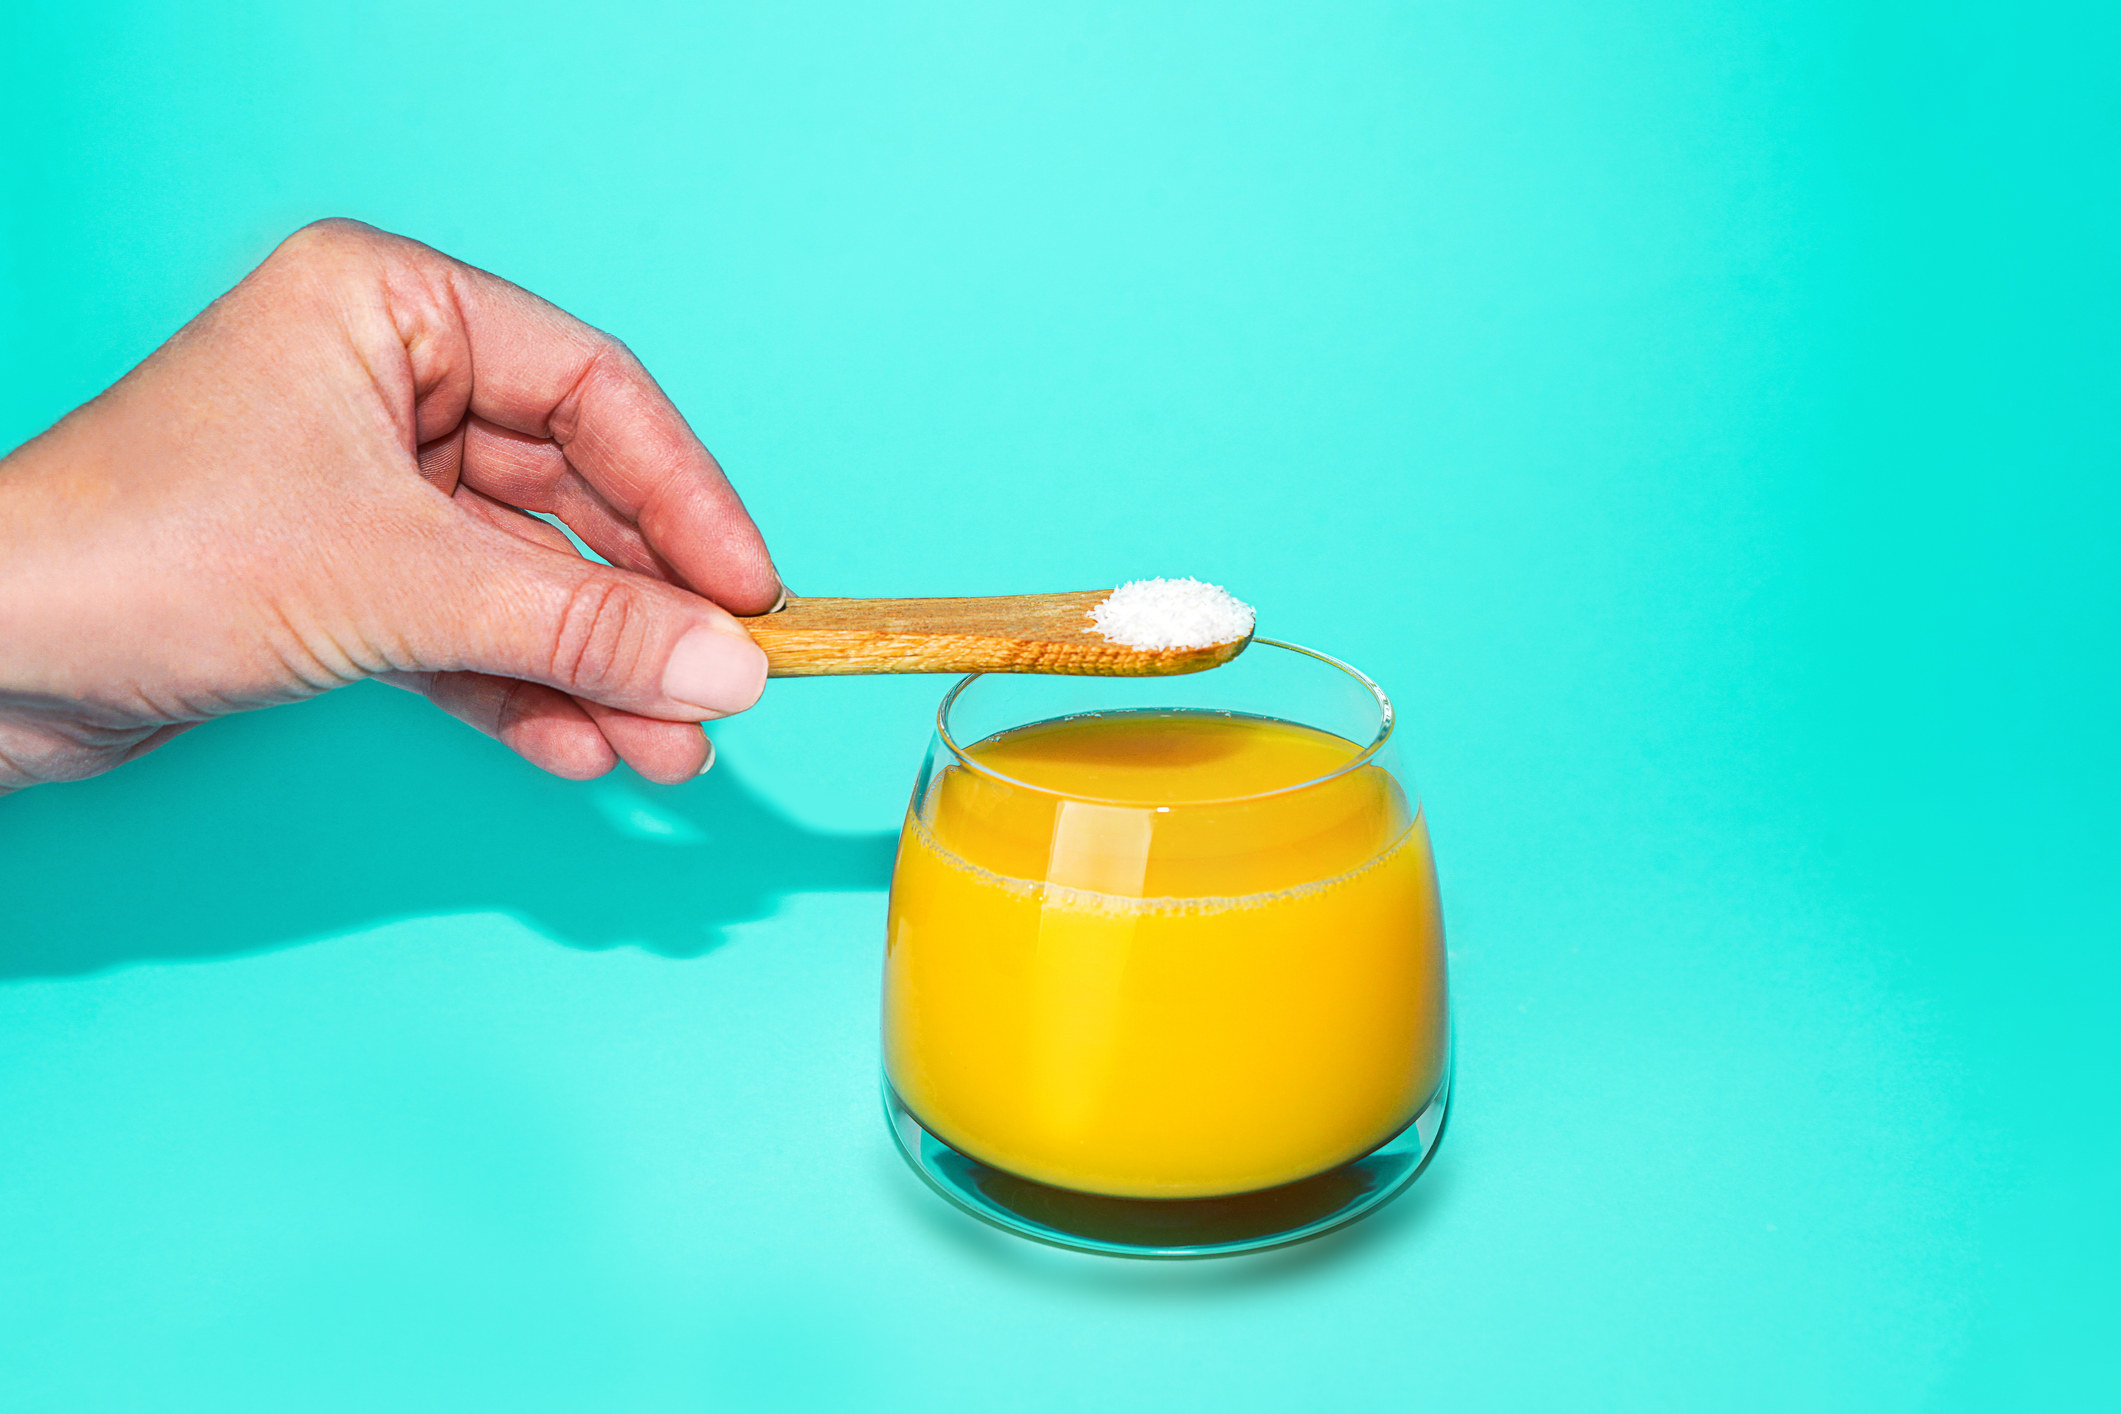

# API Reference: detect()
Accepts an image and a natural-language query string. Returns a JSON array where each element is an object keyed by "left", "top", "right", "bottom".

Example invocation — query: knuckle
[
  {"left": 590, "top": 329, "right": 634, "bottom": 366},
  {"left": 270, "top": 218, "right": 375, "bottom": 272},
  {"left": 489, "top": 676, "right": 534, "bottom": 737},
  {"left": 549, "top": 335, "right": 641, "bottom": 446},
  {"left": 549, "top": 575, "right": 647, "bottom": 694}
]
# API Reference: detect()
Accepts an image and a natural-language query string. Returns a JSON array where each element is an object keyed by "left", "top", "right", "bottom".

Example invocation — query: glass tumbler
[{"left": 882, "top": 640, "right": 1451, "bottom": 1257}]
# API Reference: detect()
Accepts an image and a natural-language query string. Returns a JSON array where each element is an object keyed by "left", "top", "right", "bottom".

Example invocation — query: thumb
[{"left": 413, "top": 530, "right": 771, "bottom": 720}]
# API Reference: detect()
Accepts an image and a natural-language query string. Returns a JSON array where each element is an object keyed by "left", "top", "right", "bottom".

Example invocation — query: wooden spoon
[{"left": 732, "top": 592, "right": 1252, "bottom": 678}]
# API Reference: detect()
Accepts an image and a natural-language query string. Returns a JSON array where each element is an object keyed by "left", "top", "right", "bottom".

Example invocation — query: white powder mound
[{"left": 1089, "top": 577, "right": 1256, "bottom": 651}]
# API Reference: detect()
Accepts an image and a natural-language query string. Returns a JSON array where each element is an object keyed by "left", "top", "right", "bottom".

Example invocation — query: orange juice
[{"left": 884, "top": 709, "right": 1448, "bottom": 1199}]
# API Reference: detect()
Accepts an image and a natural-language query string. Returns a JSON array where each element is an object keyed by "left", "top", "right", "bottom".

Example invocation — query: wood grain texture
[{"left": 733, "top": 592, "right": 1251, "bottom": 677}]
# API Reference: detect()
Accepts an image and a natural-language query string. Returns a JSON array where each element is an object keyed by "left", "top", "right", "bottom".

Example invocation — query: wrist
[{"left": 0, "top": 411, "right": 126, "bottom": 702}]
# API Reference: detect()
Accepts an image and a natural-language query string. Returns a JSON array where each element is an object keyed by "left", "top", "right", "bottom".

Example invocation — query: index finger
[{"left": 389, "top": 237, "right": 780, "bottom": 616}]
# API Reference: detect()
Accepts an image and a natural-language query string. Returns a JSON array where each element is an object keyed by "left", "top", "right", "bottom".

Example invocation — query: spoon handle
[{"left": 732, "top": 593, "right": 1249, "bottom": 678}]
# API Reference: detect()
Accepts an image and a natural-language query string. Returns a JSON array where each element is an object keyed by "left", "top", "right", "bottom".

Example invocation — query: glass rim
[{"left": 932, "top": 638, "right": 1396, "bottom": 807}]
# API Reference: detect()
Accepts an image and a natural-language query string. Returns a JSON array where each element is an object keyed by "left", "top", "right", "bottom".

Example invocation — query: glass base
[{"left": 884, "top": 1052, "right": 1452, "bottom": 1259}]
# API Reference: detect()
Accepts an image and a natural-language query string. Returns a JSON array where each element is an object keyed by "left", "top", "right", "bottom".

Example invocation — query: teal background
[{"left": 3, "top": 1, "right": 2116, "bottom": 1407}]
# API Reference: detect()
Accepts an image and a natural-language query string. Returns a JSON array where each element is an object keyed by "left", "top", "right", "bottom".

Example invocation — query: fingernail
[
  {"left": 697, "top": 736, "right": 717, "bottom": 776},
  {"left": 662, "top": 627, "right": 768, "bottom": 716}
]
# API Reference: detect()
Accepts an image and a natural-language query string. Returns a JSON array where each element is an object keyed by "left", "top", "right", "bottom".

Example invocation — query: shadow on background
[{"left": 0, "top": 685, "right": 897, "bottom": 981}]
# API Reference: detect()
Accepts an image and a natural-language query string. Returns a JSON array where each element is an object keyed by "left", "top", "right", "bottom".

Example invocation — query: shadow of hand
[{"left": 0, "top": 684, "right": 898, "bottom": 980}]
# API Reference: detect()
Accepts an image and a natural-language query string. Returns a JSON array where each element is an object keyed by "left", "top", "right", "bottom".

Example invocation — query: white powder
[{"left": 1088, "top": 577, "right": 1256, "bottom": 651}]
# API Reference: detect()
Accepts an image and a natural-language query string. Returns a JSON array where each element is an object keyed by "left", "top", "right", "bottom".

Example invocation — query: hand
[{"left": 0, "top": 220, "right": 779, "bottom": 794}]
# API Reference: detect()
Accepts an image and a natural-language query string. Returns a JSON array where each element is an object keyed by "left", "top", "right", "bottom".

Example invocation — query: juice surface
[{"left": 884, "top": 710, "right": 1448, "bottom": 1199}]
